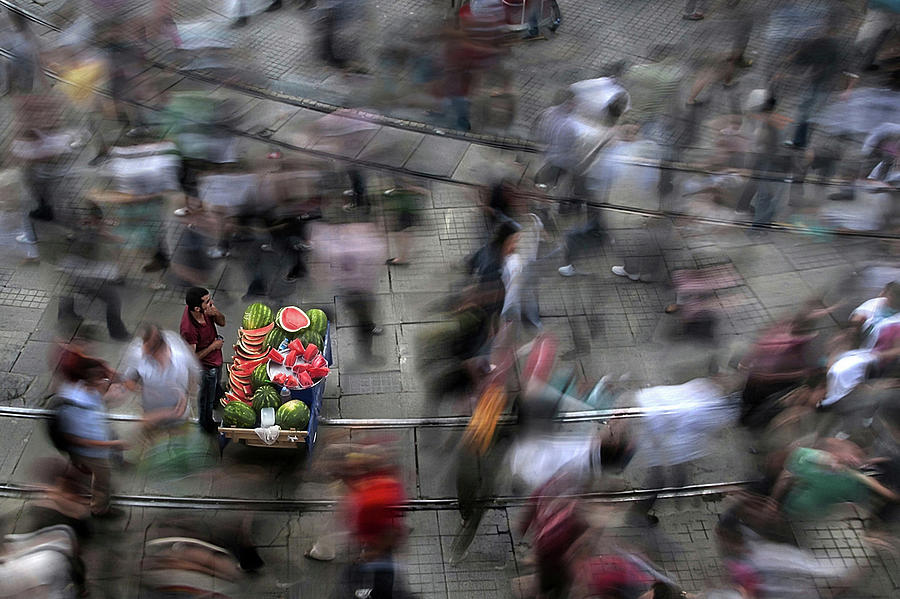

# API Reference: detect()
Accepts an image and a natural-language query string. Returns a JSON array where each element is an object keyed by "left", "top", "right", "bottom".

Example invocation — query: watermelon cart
[{"left": 218, "top": 303, "right": 332, "bottom": 454}]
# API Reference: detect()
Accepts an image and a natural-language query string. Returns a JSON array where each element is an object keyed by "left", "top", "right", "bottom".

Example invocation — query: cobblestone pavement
[
  {"left": 13, "top": 0, "right": 872, "bottom": 140},
  {"left": 0, "top": 1, "right": 898, "bottom": 597}
]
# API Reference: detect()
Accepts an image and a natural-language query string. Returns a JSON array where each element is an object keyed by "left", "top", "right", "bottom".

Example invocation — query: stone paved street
[{"left": 0, "top": 0, "right": 899, "bottom": 597}]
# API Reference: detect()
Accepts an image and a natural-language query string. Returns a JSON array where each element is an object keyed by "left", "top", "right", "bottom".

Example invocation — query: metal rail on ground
[{"left": 0, "top": 480, "right": 753, "bottom": 511}]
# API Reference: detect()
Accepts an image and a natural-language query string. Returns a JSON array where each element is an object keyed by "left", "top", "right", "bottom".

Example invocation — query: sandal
[{"left": 664, "top": 303, "right": 681, "bottom": 314}]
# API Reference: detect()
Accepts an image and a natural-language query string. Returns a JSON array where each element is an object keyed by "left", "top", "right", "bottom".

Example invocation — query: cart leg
[{"left": 548, "top": 0, "right": 561, "bottom": 32}]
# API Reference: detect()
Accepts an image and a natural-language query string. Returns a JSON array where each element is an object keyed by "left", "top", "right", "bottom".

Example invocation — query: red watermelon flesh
[
  {"left": 298, "top": 371, "right": 314, "bottom": 388},
  {"left": 268, "top": 349, "right": 284, "bottom": 363},
  {"left": 278, "top": 307, "right": 310, "bottom": 333},
  {"left": 308, "top": 366, "right": 329, "bottom": 379},
  {"left": 241, "top": 322, "right": 275, "bottom": 337},
  {"left": 225, "top": 391, "right": 247, "bottom": 404},
  {"left": 286, "top": 375, "right": 299, "bottom": 388},
  {"left": 288, "top": 339, "right": 304, "bottom": 353}
]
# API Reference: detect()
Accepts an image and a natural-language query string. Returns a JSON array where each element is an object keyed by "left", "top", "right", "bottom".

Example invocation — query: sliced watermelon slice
[
  {"left": 297, "top": 371, "right": 314, "bottom": 388},
  {"left": 241, "top": 322, "right": 275, "bottom": 337},
  {"left": 268, "top": 348, "right": 285, "bottom": 363},
  {"left": 277, "top": 307, "right": 310, "bottom": 333}
]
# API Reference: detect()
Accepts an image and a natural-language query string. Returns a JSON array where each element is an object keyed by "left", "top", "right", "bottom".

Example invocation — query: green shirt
[{"left": 783, "top": 447, "right": 868, "bottom": 518}]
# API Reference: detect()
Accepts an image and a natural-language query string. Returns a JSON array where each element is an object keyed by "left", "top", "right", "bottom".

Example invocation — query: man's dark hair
[
  {"left": 186, "top": 287, "right": 209, "bottom": 311},
  {"left": 138, "top": 323, "right": 166, "bottom": 352}
]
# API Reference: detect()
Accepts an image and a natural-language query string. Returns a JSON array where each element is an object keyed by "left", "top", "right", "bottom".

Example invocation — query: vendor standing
[{"left": 180, "top": 287, "right": 225, "bottom": 433}]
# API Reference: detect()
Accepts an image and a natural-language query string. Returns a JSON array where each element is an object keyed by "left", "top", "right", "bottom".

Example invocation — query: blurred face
[{"left": 143, "top": 328, "right": 164, "bottom": 356}]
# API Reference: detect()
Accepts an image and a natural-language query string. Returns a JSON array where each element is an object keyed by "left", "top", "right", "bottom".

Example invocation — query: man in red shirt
[{"left": 180, "top": 287, "right": 225, "bottom": 433}]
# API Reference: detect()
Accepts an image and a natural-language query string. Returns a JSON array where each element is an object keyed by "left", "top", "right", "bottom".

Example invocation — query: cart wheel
[{"left": 548, "top": 0, "right": 561, "bottom": 32}]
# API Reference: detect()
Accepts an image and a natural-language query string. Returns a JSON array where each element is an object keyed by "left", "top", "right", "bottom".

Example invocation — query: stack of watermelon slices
[
  {"left": 268, "top": 337, "right": 330, "bottom": 389},
  {"left": 225, "top": 320, "right": 275, "bottom": 405}
]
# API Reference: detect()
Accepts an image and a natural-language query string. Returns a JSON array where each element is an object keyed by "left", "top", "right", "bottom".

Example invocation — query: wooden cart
[{"left": 219, "top": 323, "right": 332, "bottom": 455}]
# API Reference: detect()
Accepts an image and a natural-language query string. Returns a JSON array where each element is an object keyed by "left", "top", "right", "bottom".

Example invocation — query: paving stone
[
  {"left": 404, "top": 137, "right": 470, "bottom": 177},
  {"left": 357, "top": 127, "right": 425, "bottom": 167},
  {"left": 340, "top": 371, "right": 402, "bottom": 396},
  {"left": 745, "top": 272, "right": 814, "bottom": 310}
]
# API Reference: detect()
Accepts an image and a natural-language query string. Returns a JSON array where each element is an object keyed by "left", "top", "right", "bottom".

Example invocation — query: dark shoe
[
  {"left": 265, "top": 0, "right": 282, "bottom": 10},
  {"left": 231, "top": 16, "right": 248, "bottom": 28},
  {"left": 88, "top": 154, "right": 107, "bottom": 167},
  {"left": 683, "top": 12, "right": 703, "bottom": 20},
  {"left": 109, "top": 327, "right": 131, "bottom": 341},
  {"left": 236, "top": 546, "right": 265, "bottom": 572},
  {"left": 627, "top": 513, "right": 659, "bottom": 527},
  {"left": 141, "top": 258, "right": 168, "bottom": 273},
  {"left": 29, "top": 206, "right": 54, "bottom": 221}
]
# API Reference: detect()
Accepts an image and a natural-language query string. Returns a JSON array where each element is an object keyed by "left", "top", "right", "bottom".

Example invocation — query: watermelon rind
[
  {"left": 276, "top": 306, "right": 310, "bottom": 333},
  {"left": 223, "top": 401, "right": 257, "bottom": 428},
  {"left": 264, "top": 326, "right": 289, "bottom": 351},
  {"left": 242, "top": 303, "right": 273, "bottom": 330},
  {"left": 250, "top": 363, "right": 270, "bottom": 390},
  {"left": 306, "top": 309, "right": 327, "bottom": 336},
  {"left": 300, "top": 329, "right": 324, "bottom": 351},
  {"left": 252, "top": 385, "right": 281, "bottom": 412},
  {"left": 275, "top": 400, "right": 310, "bottom": 430}
]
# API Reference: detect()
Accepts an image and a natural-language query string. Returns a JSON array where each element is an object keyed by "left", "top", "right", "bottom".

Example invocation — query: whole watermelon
[
  {"left": 306, "top": 309, "right": 328, "bottom": 337},
  {"left": 276, "top": 400, "right": 310, "bottom": 430},
  {"left": 250, "top": 363, "right": 270, "bottom": 390},
  {"left": 264, "top": 326, "right": 289, "bottom": 351},
  {"left": 300, "top": 329, "right": 324, "bottom": 351},
  {"left": 242, "top": 303, "right": 273, "bottom": 330},
  {"left": 223, "top": 401, "right": 256, "bottom": 428},
  {"left": 252, "top": 385, "right": 281, "bottom": 412}
]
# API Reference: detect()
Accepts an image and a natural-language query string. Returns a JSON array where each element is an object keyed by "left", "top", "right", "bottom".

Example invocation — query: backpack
[{"left": 45, "top": 396, "right": 75, "bottom": 454}]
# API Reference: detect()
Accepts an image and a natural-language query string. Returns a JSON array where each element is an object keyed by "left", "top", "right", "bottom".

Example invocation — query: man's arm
[{"left": 206, "top": 302, "right": 226, "bottom": 327}]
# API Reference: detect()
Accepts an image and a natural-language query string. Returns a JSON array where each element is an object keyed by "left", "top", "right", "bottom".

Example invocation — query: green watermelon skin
[
  {"left": 264, "top": 327, "right": 288, "bottom": 351},
  {"left": 250, "top": 363, "right": 270, "bottom": 390},
  {"left": 276, "top": 400, "right": 310, "bottom": 430},
  {"left": 252, "top": 385, "right": 281, "bottom": 412},
  {"left": 306, "top": 309, "right": 328, "bottom": 336},
  {"left": 223, "top": 401, "right": 256, "bottom": 428},
  {"left": 242, "top": 303, "right": 273, "bottom": 330},
  {"left": 300, "top": 330, "right": 324, "bottom": 351}
]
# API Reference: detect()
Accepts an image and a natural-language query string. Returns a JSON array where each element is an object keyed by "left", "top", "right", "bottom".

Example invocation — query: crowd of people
[{"left": 0, "top": 0, "right": 899, "bottom": 597}]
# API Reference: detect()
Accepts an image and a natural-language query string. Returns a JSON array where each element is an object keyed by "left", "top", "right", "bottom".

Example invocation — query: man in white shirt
[{"left": 122, "top": 324, "right": 200, "bottom": 431}]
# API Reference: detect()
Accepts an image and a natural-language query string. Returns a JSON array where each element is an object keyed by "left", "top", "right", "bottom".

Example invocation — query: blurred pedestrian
[
  {"left": 317, "top": 222, "right": 386, "bottom": 360},
  {"left": 518, "top": 473, "right": 591, "bottom": 598},
  {"left": 57, "top": 202, "right": 130, "bottom": 340},
  {"left": 854, "top": 0, "right": 900, "bottom": 72},
  {"left": 629, "top": 377, "right": 736, "bottom": 526},
  {"left": 1, "top": 10, "right": 46, "bottom": 97},
  {"left": 54, "top": 355, "right": 126, "bottom": 518},
  {"left": 180, "top": 287, "right": 226, "bottom": 433},
  {"left": 123, "top": 324, "right": 199, "bottom": 433},
  {"left": 383, "top": 184, "right": 427, "bottom": 266},
  {"left": 769, "top": 437, "right": 899, "bottom": 521}
]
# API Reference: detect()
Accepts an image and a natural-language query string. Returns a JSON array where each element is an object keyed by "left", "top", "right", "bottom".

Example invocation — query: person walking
[
  {"left": 55, "top": 356, "right": 126, "bottom": 518},
  {"left": 180, "top": 287, "right": 225, "bottom": 433},
  {"left": 122, "top": 324, "right": 199, "bottom": 434}
]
